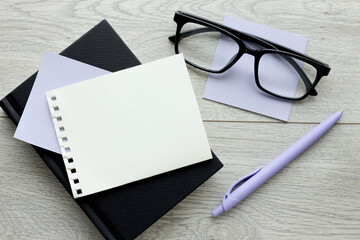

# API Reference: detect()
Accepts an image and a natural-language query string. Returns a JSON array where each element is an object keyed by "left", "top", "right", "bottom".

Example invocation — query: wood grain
[
  {"left": 0, "top": 0, "right": 359, "bottom": 122},
  {"left": 0, "top": 0, "right": 359, "bottom": 239},
  {"left": 1, "top": 117, "right": 359, "bottom": 239}
]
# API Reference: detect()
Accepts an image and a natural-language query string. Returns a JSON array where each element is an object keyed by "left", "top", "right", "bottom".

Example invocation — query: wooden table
[{"left": 1, "top": 1, "right": 359, "bottom": 239}]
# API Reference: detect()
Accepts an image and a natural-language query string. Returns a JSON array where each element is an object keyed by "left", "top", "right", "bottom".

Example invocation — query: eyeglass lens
[
  {"left": 258, "top": 54, "right": 317, "bottom": 99},
  {"left": 178, "top": 22, "right": 239, "bottom": 71}
]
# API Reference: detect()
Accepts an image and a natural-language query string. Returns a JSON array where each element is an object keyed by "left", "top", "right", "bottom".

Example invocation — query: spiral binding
[{"left": 48, "top": 95, "right": 82, "bottom": 197}]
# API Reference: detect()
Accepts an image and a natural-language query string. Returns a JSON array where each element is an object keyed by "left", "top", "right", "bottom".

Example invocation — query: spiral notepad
[{"left": 46, "top": 54, "right": 212, "bottom": 198}]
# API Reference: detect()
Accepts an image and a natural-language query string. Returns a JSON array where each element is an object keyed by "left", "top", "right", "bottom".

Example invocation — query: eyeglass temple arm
[{"left": 169, "top": 28, "right": 317, "bottom": 96}]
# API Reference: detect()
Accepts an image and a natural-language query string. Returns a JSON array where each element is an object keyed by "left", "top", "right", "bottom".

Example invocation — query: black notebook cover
[{"left": 0, "top": 20, "right": 223, "bottom": 240}]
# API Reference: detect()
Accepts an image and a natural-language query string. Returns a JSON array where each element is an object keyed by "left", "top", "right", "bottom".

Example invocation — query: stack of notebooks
[{"left": 0, "top": 20, "right": 223, "bottom": 239}]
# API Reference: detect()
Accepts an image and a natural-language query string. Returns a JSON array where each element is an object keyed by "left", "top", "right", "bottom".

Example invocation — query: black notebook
[{"left": 0, "top": 20, "right": 223, "bottom": 240}]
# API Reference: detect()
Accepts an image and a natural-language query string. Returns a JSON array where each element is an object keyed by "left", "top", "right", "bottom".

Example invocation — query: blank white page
[{"left": 46, "top": 54, "right": 212, "bottom": 198}]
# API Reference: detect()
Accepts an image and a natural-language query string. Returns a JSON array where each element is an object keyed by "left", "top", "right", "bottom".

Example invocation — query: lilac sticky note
[
  {"left": 14, "top": 52, "right": 109, "bottom": 153},
  {"left": 203, "top": 16, "right": 308, "bottom": 121}
]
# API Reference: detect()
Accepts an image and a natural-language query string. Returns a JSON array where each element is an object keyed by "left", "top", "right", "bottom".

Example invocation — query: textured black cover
[{"left": 0, "top": 20, "right": 223, "bottom": 240}]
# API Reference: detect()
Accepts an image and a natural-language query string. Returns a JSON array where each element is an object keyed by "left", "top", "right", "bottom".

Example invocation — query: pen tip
[{"left": 212, "top": 205, "right": 224, "bottom": 217}]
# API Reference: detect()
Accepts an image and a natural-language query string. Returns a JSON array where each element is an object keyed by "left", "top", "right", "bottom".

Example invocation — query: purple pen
[{"left": 212, "top": 111, "right": 342, "bottom": 217}]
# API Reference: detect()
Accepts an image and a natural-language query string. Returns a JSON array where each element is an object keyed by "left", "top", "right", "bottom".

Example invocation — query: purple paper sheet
[
  {"left": 203, "top": 16, "right": 308, "bottom": 121},
  {"left": 14, "top": 52, "right": 109, "bottom": 153}
]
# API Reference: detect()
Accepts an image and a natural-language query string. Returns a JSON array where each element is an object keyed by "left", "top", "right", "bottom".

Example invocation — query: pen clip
[{"left": 224, "top": 166, "right": 262, "bottom": 201}]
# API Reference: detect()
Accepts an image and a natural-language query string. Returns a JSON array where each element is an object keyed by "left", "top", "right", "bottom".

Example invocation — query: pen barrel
[
  {"left": 265, "top": 111, "right": 342, "bottom": 175},
  {"left": 225, "top": 112, "right": 342, "bottom": 210}
]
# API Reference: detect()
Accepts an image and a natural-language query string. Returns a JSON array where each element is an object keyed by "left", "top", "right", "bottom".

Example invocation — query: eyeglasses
[{"left": 168, "top": 11, "right": 331, "bottom": 101}]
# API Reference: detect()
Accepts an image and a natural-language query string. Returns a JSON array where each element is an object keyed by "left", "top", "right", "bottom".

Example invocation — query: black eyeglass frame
[{"left": 169, "top": 11, "right": 331, "bottom": 101}]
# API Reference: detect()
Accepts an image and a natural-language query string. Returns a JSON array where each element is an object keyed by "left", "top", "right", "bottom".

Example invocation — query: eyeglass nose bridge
[
  {"left": 226, "top": 45, "right": 258, "bottom": 66},
  {"left": 244, "top": 45, "right": 255, "bottom": 55},
  {"left": 242, "top": 43, "right": 263, "bottom": 57}
]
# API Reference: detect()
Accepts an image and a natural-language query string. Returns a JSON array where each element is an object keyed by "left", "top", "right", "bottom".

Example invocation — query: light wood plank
[
  {"left": 1, "top": 117, "right": 359, "bottom": 239},
  {"left": 0, "top": 118, "right": 103, "bottom": 240},
  {"left": 0, "top": 0, "right": 359, "bottom": 239},
  {"left": 0, "top": 0, "right": 359, "bottom": 122},
  {"left": 140, "top": 120, "right": 360, "bottom": 239}
]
